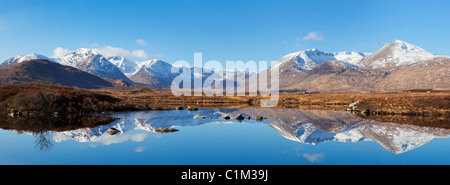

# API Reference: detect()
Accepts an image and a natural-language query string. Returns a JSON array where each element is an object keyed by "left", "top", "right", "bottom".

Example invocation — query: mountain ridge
[
  {"left": 0, "top": 40, "right": 448, "bottom": 92},
  {"left": 0, "top": 59, "right": 114, "bottom": 89},
  {"left": 271, "top": 40, "right": 449, "bottom": 92}
]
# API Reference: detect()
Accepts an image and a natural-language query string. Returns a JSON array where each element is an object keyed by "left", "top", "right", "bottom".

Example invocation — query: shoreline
[
  {"left": 1, "top": 83, "right": 449, "bottom": 119},
  {"left": 102, "top": 88, "right": 450, "bottom": 117}
]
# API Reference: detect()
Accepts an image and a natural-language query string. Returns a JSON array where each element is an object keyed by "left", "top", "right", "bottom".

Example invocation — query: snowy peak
[
  {"left": 275, "top": 40, "right": 437, "bottom": 72},
  {"left": 0, "top": 49, "right": 132, "bottom": 82},
  {"left": 360, "top": 40, "right": 435, "bottom": 69},
  {"left": 107, "top": 56, "right": 139, "bottom": 76},
  {"left": 128, "top": 59, "right": 182, "bottom": 88},
  {"left": 139, "top": 59, "right": 174, "bottom": 75},
  {"left": 334, "top": 51, "right": 367, "bottom": 65},
  {"left": 382, "top": 40, "right": 433, "bottom": 56},
  {"left": 273, "top": 49, "right": 366, "bottom": 72},
  {"left": 275, "top": 49, "right": 335, "bottom": 72},
  {"left": 58, "top": 48, "right": 132, "bottom": 82},
  {"left": 59, "top": 48, "right": 100, "bottom": 67},
  {"left": 0, "top": 53, "right": 56, "bottom": 68}
]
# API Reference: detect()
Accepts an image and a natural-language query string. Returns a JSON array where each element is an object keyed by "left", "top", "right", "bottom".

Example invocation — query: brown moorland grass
[
  {"left": 0, "top": 83, "right": 171, "bottom": 115},
  {"left": 2, "top": 83, "right": 449, "bottom": 119},
  {"left": 97, "top": 88, "right": 450, "bottom": 116}
]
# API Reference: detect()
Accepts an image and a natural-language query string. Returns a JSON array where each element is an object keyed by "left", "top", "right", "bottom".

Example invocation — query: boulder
[
  {"left": 9, "top": 111, "right": 22, "bottom": 118},
  {"left": 234, "top": 114, "right": 245, "bottom": 120},
  {"left": 255, "top": 116, "right": 263, "bottom": 121},
  {"left": 155, "top": 128, "right": 179, "bottom": 133},
  {"left": 187, "top": 106, "right": 199, "bottom": 111},
  {"left": 107, "top": 128, "right": 120, "bottom": 135},
  {"left": 361, "top": 110, "right": 370, "bottom": 116},
  {"left": 194, "top": 115, "right": 205, "bottom": 119}
]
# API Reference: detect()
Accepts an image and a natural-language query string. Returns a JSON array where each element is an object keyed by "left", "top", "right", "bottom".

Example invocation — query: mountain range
[
  {"left": 0, "top": 40, "right": 448, "bottom": 92},
  {"left": 264, "top": 40, "right": 449, "bottom": 92}
]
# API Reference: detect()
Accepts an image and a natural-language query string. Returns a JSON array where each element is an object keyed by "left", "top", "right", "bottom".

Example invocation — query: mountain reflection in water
[
  {"left": 214, "top": 108, "right": 450, "bottom": 154},
  {"left": 0, "top": 108, "right": 449, "bottom": 155},
  {"left": 0, "top": 115, "right": 118, "bottom": 152}
]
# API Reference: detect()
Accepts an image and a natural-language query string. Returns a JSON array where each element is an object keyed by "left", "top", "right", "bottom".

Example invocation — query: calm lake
[{"left": 1, "top": 108, "right": 450, "bottom": 165}]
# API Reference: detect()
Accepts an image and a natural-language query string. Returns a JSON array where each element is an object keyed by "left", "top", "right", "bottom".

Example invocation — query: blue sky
[{"left": 1, "top": 0, "right": 450, "bottom": 66}]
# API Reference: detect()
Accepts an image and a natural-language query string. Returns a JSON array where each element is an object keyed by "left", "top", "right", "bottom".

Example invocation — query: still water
[{"left": 1, "top": 108, "right": 449, "bottom": 165}]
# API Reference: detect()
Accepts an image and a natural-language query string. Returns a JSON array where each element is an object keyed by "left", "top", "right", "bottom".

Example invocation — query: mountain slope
[
  {"left": 107, "top": 56, "right": 139, "bottom": 76},
  {"left": 129, "top": 59, "right": 254, "bottom": 89},
  {"left": 375, "top": 56, "right": 450, "bottom": 91},
  {"left": 360, "top": 40, "right": 435, "bottom": 69},
  {"left": 0, "top": 59, "right": 113, "bottom": 89},
  {"left": 275, "top": 40, "right": 448, "bottom": 92},
  {"left": 284, "top": 61, "right": 386, "bottom": 92},
  {"left": 283, "top": 57, "right": 450, "bottom": 93},
  {"left": 58, "top": 48, "right": 133, "bottom": 82},
  {"left": 265, "top": 49, "right": 367, "bottom": 89},
  {"left": 0, "top": 53, "right": 56, "bottom": 68},
  {"left": 129, "top": 59, "right": 182, "bottom": 88},
  {"left": 271, "top": 49, "right": 366, "bottom": 73}
]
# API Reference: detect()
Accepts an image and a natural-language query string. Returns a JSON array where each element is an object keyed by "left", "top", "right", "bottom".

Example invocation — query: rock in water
[
  {"left": 155, "top": 127, "right": 179, "bottom": 133},
  {"left": 187, "top": 106, "right": 199, "bottom": 111},
  {"left": 235, "top": 114, "right": 245, "bottom": 120},
  {"left": 107, "top": 128, "right": 120, "bottom": 135},
  {"left": 361, "top": 110, "right": 370, "bottom": 116}
]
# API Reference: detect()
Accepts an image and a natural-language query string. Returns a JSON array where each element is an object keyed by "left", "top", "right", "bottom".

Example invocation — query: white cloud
[
  {"left": 131, "top": 49, "right": 150, "bottom": 59},
  {"left": 135, "top": 39, "right": 146, "bottom": 46},
  {"left": 302, "top": 32, "right": 324, "bottom": 41},
  {"left": 302, "top": 153, "right": 325, "bottom": 163},
  {"left": 52, "top": 47, "right": 70, "bottom": 58},
  {"left": 93, "top": 132, "right": 150, "bottom": 146},
  {"left": 94, "top": 46, "right": 150, "bottom": 59}
]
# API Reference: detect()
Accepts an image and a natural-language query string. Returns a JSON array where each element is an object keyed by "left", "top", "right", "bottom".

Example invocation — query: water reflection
[
  {"left": 0, "top": 115, "right": 118, "bottom": 151},
  {"left": 215, "top": 108, "right": 450, "bottom": 154},
  {"left": 34, "top": 132, "right": 53, "bottom": 152},
  {"left": 0, "top": 108, "right": 449, "bottom": 154}
]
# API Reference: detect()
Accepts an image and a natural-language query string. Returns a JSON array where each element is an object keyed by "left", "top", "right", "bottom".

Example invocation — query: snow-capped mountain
[
  {"left": 272, "top": 49, "right": 367, "bottom": 73},
  {"left": 360, "top": 40, "right": 435, "bottom": 69},
  {"left": 107, "top": 56, "right": 139, "bottom": 76},
  {"left": 0, "top": 50, "right": 255, "bottom": 89},
  {"left": 272, "top": 40, "right": 437, "bottom": 72},
  {"left": 129, "top": 59, "right": 254, "bottom": 89},
  {"left": 270, "top": 39, "right": 449, "bottom": 92},
  {"left": 58, "top": 48, "right": 132, "bottom": 82},
  {"left": 129, "top": 59, "right": 188, "bottom": 88},
  {"left": 0, "top": 49, "right": 133, "bottom": 83},
  {"left": 334, "top": 51, "right": 368, "bottom": 66},
  {"left": 0, "top": 53, "right": 56, "bottom": 68},
  {"left": 1, "top": 39, "right": 447, "bottom": 91},
  {"left": 138, "top": 59, "right": 180, "bottom": 79}
]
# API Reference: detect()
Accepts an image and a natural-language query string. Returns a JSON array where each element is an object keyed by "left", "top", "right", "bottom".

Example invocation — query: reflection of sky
[{"left": 1, "top": 109, "right": 450, "bottom": 165}]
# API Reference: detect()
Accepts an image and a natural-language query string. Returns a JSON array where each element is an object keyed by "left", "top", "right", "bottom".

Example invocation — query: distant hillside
[
  {"left": 270, "top": 40, "right": 450, "bottom": 93},
  {"left": 0, "top": 59, "right": 113, "bottom": 89}
]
